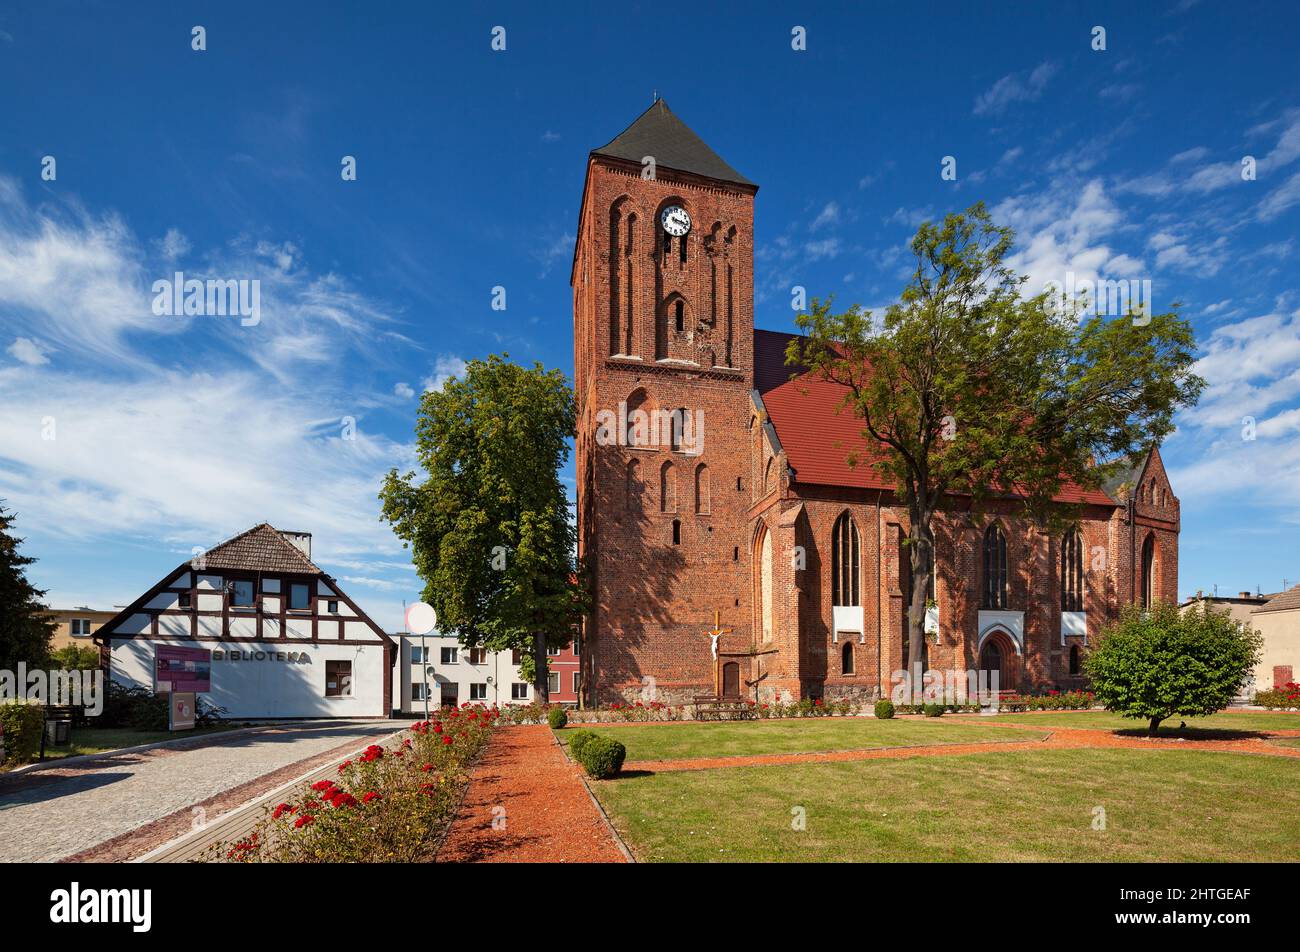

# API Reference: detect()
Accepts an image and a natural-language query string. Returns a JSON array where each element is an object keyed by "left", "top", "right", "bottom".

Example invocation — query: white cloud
[
  {"left": 157, "top": 228, "right": 190, "bottom": 261},
  {"left": 7, "top": 337, "right": 50, "bottom": 365},
  {"left": 423, "top": 354, "right": 467, "bottom": 392},
  {"left": 394, "top": 381, "right": 415, "bottom": 399},
  {"left": 973, "top": 61, "right": 1058, "bottom": 116},
  {"left": 809, "top": 202, "right": 840, "bottom": 231}
]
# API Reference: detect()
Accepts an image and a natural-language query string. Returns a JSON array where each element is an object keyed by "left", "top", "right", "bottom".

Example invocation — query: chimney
[{"left": 279, "top": 530, "right": 312, "bottom": 560}]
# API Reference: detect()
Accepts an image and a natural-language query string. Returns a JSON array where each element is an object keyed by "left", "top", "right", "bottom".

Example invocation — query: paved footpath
[
  {"left": 0, "top": 720, "right": 405, "bottom": 863},
  {"left": 439, "top": 725, "right": 627, "bottom": 863}
]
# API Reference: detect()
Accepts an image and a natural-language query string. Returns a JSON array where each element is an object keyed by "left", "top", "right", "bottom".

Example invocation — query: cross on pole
[{"left": 703, "top": 609, "right": 733, "bottom": 697}]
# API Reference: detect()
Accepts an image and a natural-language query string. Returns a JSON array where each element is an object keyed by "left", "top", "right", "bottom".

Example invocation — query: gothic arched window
[
  {"left": 1141, "top": 533, "right": 1157, "bottom": 607},
  {"left": 841, "top": 641, "right": 855, "bottom": 675},
  {"left": 1061, "top": 528, "right": 1084, "bottom": 613},
  {"left": 982, "top": 524, "right": 1008, "bottom": 610},
  {"left": 831, "top": 512, "right": 860, "bottom": 608}
]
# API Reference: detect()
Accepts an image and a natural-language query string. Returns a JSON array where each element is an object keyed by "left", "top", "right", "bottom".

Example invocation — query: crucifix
[{"left": 703, "top": 609, "right": 733, "bottom": 698}]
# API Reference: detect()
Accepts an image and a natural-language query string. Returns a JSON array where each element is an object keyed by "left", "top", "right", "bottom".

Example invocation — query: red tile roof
[
  {"left": 754, "top": 329, "right": 1116, "bottom": 506},
  {"left": 1254, "top": 584, "right": 1300, "bottom": 615},
  {"left": 201, "top": 523, "right": 323, "bottom": 575}
]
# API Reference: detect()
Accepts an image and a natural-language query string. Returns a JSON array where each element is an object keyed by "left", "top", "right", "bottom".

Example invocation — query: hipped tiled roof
[
  {"left": 592, "top": 100, "right": 755, "bottom": 187},
  {"left": 1254, "top": 584, "right": 1300, "bottom": 614}
]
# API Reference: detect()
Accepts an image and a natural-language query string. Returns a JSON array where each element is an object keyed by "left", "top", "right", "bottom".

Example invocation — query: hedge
[
  {"left": 567, "top": 729, "right": 597, "bottom": 760},
  {"left": 0, "top": 701, "right": 46, "bottom": 764},
  {"left": 547, "top": 706, "right": 569, "bottom": 730}
]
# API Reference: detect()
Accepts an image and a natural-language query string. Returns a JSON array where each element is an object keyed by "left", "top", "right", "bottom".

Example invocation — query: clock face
[{"left": 661, "top": 205, "right": 691, "bottom": 237}]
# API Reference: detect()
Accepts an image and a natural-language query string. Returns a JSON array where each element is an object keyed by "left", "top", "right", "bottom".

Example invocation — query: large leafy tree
[
  {"left": 788, "top": 203, "right": 1204, "bottom": 670},
  {"left": 379, "top": 355, "right": 584, "bottom": 703},
  {"left": 0, "top": 504, "right": 57, "bottom": 671},
  {"left": 1086, "top": 602, "right": 1261, "bottom": 735}
]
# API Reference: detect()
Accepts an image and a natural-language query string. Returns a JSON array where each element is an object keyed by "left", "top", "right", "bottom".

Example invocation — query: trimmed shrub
[
  {"left": 547, "top": 705, "right": 568, "bottom": 730},
  {"left": 874, "top": 699, "right": 895, "bottom": 719},
  {"left": 577, "top": 735, "right": 626, "bottom": 779},
  {"left": 0, "top": 701, "right": 46, "bottom": 764},
  {"left": 922, "top": 703, "right": 945, "bottom": 718},
  {"left": 567, "top": 729, "right": 597, "bottom": 759}
]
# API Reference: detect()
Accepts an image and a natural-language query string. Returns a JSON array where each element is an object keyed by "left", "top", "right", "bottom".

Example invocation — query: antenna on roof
[{"left": 652, "top": 88, "right": 659, "bottom": 103}]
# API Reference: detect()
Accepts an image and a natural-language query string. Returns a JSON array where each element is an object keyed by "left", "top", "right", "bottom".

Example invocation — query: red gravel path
[{"left": 437, "top": 726, "right": 627, "bottom": 863}]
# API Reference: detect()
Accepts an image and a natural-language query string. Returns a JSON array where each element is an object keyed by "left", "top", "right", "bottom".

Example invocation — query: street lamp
[{"left": 406, "top": 602, "right": 438, "bottom": 721}]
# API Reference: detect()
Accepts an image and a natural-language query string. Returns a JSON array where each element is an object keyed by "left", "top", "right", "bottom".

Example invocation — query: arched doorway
[{"left": 977, "top": 628, "right": 1016, "bottom": 691}]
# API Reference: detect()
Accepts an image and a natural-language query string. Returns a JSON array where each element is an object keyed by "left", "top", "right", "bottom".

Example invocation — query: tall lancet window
[
  {"left": 831, "top": 512, "right": 860, "bottom": 607},
  {"left": 982, "top": 524, "right": 1008, "bottom": 610},
  {"left": 1061, "top": 528, "right": 1084, "bottom": 613}
]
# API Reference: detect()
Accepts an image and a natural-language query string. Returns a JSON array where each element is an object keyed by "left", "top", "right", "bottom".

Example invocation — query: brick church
[{"left": 572, "top": 101, "right": 1180, "bottom": 706}]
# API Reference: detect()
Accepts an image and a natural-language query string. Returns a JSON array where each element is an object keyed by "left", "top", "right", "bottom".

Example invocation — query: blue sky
[{"left": 1, "top": 0, "right": 1298, "bottom": 629}]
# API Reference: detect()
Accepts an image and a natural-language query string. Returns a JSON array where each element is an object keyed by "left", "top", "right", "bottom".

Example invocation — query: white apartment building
[{"left": 394, "top": 631, "right": 534, "bottom": 714}]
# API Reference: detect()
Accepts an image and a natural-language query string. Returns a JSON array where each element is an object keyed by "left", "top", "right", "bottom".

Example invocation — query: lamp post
[{"left": 406, "top": 602, "right": 438, "bottom": 721}]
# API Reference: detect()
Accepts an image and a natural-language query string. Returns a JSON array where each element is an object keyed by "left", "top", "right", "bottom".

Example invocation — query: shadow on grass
[{"left": 1113, "top": 727, "right": 1272, "bottom": 741}]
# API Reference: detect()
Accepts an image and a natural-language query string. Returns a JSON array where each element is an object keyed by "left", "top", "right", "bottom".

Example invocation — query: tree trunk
[
  {"left": 1148, "top": 716, "right": 1162, "bottom": 737},
  {"left": 533, "top": 631, "right": 549, "bottom": 704},
  {"left": 907, "top": 513, "right": 936, "bottom": 675}
]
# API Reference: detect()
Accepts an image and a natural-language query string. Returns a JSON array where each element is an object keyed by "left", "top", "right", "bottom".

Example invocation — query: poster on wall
[
  {"left": 155, "top": 645, "right": 212, "bottom": 694},
  {"left": 169, "top": 692, "right": 196, "bottom": 731}
]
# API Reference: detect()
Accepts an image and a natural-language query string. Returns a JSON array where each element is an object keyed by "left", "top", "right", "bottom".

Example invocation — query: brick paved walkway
[
  {"left": 438, "top": 725, "right": 627, "bottom": 863},
  {"left": 0, "top": 720, "right": 405, "bottom": 863}
]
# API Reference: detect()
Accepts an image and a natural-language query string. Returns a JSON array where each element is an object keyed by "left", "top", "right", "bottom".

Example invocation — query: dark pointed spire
[{"left": 592, "top": 100, "right": 755, "bottom": 188}]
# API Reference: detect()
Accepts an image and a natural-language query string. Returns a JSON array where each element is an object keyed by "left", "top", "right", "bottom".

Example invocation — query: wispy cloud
[{"left": 973, "top": 61, "right": 1058, "bottom": 116}]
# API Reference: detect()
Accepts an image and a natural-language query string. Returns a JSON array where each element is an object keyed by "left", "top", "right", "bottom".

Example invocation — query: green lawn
[
  {"left": 978, "top": 710, "right": 1300, "bottom": 734},
  {"left": 36, "top": 725, "right": 237, "bottom": 760},
  {"left": 557, "top": 718, "right": 1046, "bottom": 761},
  {"left": 1270, "top": 737, "right": 1300, "bottom": 749},
  {"left": 592, "top": 748, "right": 1300, "bottom": 862}
]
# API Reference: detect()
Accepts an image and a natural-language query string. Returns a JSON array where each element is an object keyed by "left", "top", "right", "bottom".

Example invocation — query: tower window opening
[
  {"left": 663, "top": 231, "right": 672, "bottom": 257},
  {"left": 674, "top": 300, "right": 684, "bottom": 333},
  {"left": 672, "top": 519, "right": 681, "bottom": 545}
]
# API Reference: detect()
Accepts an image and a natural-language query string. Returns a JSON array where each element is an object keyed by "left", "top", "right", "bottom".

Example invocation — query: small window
[
  {"left": 511, "top": 648, "right": 522, "bottom": 664},
  {"left": 511, "top": 682, "right": 529, "bottom": 700},
  {"left": 679, "top": 233, "right": 687, "bottom": 264},
  {"left": 70, "top": 618, "right": 92, "bottom": 636},
  {"left": 842, "top": 641, "right": 855, "bottom": 675},
  {"left": 440, "top": 646, "right": 458, "bottom": 665},
  {"left": 1069, "top": 645, "right": 1081, "bottom": 676},
  {"left": 733, "top": 546, "right": 739, "bottom": 561},
  {"left": 672, "top": 519, "right": 681, "bottom": 545},
  {"left": 546, "top": 645, "right": 560, "bottom": 657},
  {"left": 178, "top": 592, "right": 192, "bottom": 610},
  {"left": 325, "top": 660, "right": 352, "bottom": 697},
  {"left": 674, "top": 299, "right": 684, "bottom": 333},
  {"left": 412, "top": 683, "right": 428, "bottom": 701},
  {"left": 327, "top": 599, "right": 339, "bottom": 614},
  {"left": 736, "top": 476, "right": 742, "bottom": 491},
  {"left": 663, "top": 230, "right": 672, "bottom": 256},
  {"left": 230, "top": 580, "right": 255, "bottom": 607},
  {"left": 573, "top": 672, "right": 581, "bottom": 692},
  {"left": 411, "top": 646, "right": 428, "bottom": 664},
  {"left": 470, "top": 683, "right": 488, "bottom": 701},
  {"left": 469, "top": 647, "right": 487, "bottom": 665},
  {"left": 289, "top": 583, "right": 310, "bottom": 611},
  {"left": 548, "top": 672, "right": 560, "bottom": 694}
]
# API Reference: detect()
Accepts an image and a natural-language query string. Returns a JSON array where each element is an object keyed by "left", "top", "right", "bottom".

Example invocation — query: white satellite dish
[{"left": 406, "top": 602, "right": 437, "bottom": 635}]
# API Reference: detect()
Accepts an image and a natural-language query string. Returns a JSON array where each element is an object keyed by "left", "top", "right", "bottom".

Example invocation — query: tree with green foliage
[
  {"left": 50, "top": 644, "right": 101, "bottom": 670},
  {"left": 1086, "top": 602, "right": 1262, "bottom": 735},
  {"left": 788, "top": 202, "right": 1204, "bottom": 670},
  {"left": 0, "top": 504, "right": 56, "bottom": 672},
  {"left": 379, "top": 355, "right": 585, "bottom": 703}
]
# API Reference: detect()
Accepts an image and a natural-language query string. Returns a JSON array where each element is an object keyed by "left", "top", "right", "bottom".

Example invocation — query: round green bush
[
  {"left": 874, "top": 699, "right": 895, "bottom": 719},
  {"left": 547, "top": 705, "right": 568, "bottom": 730},
  {"left": 567, "top": 729, "right": 596, "bottom": 759},
  {"left": 577, "top": 735, "right": 626, "bottom": 779},
  {"left": 922, "top": 703, "right": 945, "bottom": 717}
]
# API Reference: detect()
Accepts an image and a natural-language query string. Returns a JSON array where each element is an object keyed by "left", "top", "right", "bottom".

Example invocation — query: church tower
[{"left": 573, "top": 101, "right": 758, "bottom": 704}]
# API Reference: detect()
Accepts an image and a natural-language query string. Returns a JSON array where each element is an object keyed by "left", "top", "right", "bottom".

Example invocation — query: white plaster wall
[{"left": 109, "top": 638, "right": 387, "bottom": 718}]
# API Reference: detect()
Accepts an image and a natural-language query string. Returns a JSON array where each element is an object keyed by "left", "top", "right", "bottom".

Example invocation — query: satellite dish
[{"left": 406, "top": 602, "right": 437, "bottom": 635}]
